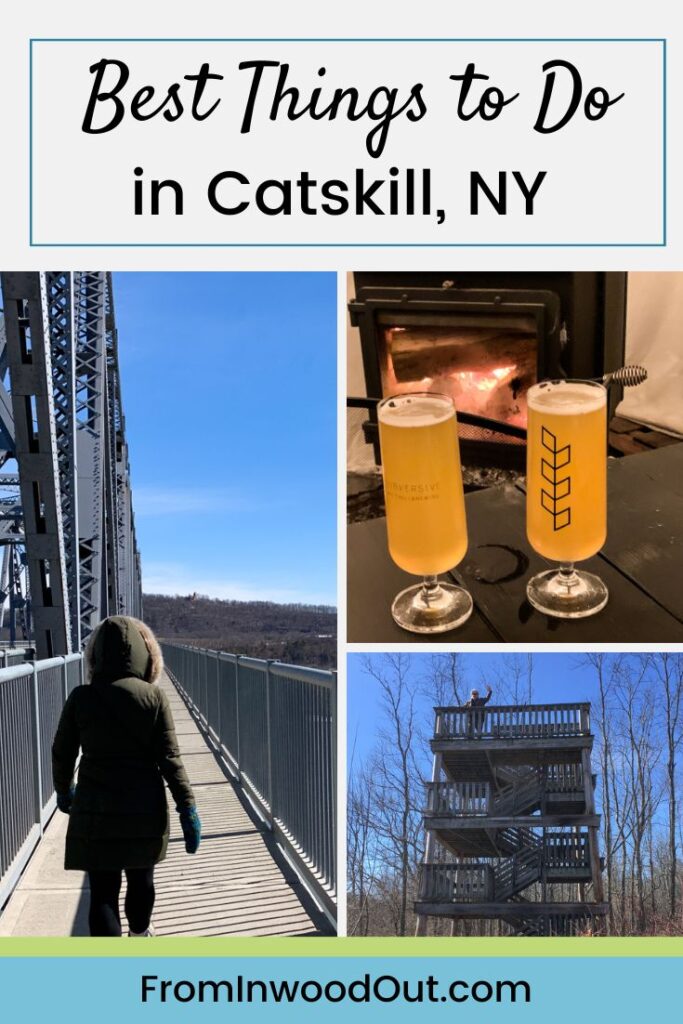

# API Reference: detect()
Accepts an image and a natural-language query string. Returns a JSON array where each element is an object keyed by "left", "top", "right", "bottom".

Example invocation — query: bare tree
[
  {"left": 360, "top": 654, "right": 424, "bottom": 936},
  {"left": 488, "top": 653, "right": 536, "bottom": 705},
  {"left": 648, "top": 653, "right": 683, "bottom": 921},
  {"left": 422, "top": 653, "right": 468, "bottom": 706},
  {"left": 619, "top": 659, "right": 663, "bottom": 932},
  {"left": 347, "top": 752, "right": 379, "bottom": 936},
  {"left": 581, "top": 653, "right": 620, "bottom": 933}
]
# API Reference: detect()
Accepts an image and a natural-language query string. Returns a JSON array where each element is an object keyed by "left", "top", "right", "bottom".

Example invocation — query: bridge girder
[{"left": 0, "top": 271, "right": 142, "bottom": 656}]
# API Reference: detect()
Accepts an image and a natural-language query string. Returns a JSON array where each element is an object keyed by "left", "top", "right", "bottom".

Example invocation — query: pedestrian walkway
[{"left": 0, "top": 673, "right": 328, "bottom": 937}]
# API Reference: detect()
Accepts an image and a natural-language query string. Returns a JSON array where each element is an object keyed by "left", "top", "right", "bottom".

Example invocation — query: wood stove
[{"left": 349, "top": 272, "right": 627, "bottom": 470}]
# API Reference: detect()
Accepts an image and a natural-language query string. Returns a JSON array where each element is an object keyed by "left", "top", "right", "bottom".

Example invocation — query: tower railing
[
  {"left": 0, "top": 654, "right": 84, "bottom": 908},
  {"left": 418, "top": 830, "right": 592, "bottom": 904},
  {"left": 434, "top": 702, "right": 591, "bottom": 740},
  {"left": 160, "top": 642, "right": 337, "bottom": 922},
  {"left": 425, "top": 780, "right": 490, "bottom": 816},
  {"left": 419, "top": 862, "right": 495, "bottom": 902},
  {"left": 425, "top": 764, "right": 586, "bottom": 818}
]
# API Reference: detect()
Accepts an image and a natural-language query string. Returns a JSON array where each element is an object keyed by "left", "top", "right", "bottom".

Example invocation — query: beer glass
[
  {"left": 378, "top": 392, "right": 473, "bottom": 633},
  {"left": 526, "top": 379, "right": 608, "bottom": 618}
]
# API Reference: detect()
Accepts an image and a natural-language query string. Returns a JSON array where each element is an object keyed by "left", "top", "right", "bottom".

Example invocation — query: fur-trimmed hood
[{"left": 85, "top": 615, "right": 163, "bottom": 685}]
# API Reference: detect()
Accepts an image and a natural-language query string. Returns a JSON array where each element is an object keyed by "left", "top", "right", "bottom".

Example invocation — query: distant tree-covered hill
[{"left": 143, "top": 593, "right": 337, "bottom": 669}]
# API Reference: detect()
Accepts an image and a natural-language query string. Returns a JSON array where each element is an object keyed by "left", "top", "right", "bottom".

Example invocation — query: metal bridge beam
[
  {"left": 46, "top": 272, "right": 80, "bottom": 650},
  {"left": 0, "top": 272, "right": 71, "bottom": 657},
  {"left": 74, "top": 271, "right": 107, "bottom": 645},
  {"left": 0, "top": 271, "right": 142, "bottom": 655}
]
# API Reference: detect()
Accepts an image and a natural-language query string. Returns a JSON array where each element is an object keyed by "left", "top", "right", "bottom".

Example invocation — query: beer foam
[
  {"left": 527, "top": 380, "right": 606, "bottom": 415},
  {"left": 378, "top": 394, "right": 455, "bottom": 427}
]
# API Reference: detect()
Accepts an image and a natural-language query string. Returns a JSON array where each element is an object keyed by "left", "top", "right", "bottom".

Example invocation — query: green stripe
[{"left": 0, "top": 936, "right": 682, "bottom": 957}]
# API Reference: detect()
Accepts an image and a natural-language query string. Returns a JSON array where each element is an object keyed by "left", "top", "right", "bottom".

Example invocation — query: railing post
[
  {"left": 61, "top": 655, "right": 69, "bottom": 703},
  {"left": 235, "top": 655, "right": 242, "bottom": 781},
  {"left": 265, "top": 660, "right": 274, "bottom": 826},
  {"left": 202, "top": 652, "right": 208, "bottom": 725},
  {"left": 214, "top": 652, "right": 221, "bottom": 746},
  {"left": 30, "top": 663, "right": 44, "bottom": 835},
  {"left": 330, "top": 668, "right": 338, "bottom": 895}
]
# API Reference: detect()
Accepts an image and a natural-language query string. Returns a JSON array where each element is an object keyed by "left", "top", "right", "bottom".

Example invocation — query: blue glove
[
  {"left": 56, "top": 786, "right": 75, "bottom": 814},
  {"left": 178, "top": 805, "right": 201, "bottom": 854}
]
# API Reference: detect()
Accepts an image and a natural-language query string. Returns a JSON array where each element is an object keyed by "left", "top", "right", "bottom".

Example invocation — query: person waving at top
[
  {"left": 464, "top": 684, "right": 493, "bottom": 709},
  {"left": 464, "top": 684, "right": 493, "bottom": 736}
]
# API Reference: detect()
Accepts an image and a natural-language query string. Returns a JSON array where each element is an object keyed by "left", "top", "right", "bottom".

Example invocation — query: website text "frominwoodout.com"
[{"left": 140, "top": 974, "right": 531, "bottom": 1005}]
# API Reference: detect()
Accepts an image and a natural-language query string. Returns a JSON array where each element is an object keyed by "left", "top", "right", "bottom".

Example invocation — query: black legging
[{"left": 88, "top": 867, "right": 155, "bottom": 937}]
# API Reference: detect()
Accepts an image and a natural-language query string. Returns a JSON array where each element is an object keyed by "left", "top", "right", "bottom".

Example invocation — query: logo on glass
[{"left": 540, "top": 427, "right": 571, "bottom": 531}]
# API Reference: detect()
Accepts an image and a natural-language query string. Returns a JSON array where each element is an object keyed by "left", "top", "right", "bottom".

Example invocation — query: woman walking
[{"left": 51, "top": 615, "right": 202, "bottom": 937}]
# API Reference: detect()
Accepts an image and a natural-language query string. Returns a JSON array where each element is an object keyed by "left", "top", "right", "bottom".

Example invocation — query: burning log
[{"left": 381, "top": 322, "right": 538, "bottom": 428}]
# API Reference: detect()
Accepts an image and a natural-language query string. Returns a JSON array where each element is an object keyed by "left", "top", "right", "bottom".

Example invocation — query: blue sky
[
  {"left": 114, "top": 271, "right": 337, "bottom": 605},
  {"left": 348, "top": 652, "right": 600, "bottom": 768}
]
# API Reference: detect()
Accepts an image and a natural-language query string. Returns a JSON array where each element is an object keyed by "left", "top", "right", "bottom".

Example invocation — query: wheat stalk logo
[{"left": 541, "top": 427, "right": 571, "bottom": 530}]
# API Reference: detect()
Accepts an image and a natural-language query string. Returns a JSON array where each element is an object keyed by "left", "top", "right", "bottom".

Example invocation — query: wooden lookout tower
[{"left": 414, "top": 701, "right": 608, "bottom": 936}]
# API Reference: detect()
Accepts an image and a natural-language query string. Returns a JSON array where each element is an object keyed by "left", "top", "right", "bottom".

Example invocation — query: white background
[{"left": 31, "top": 39, "right": 663, "bottom": 247}]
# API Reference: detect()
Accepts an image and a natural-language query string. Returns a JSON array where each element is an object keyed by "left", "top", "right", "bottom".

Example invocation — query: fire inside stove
[{"left": 378, "top": 315, "right": 538, "bottom": 429}]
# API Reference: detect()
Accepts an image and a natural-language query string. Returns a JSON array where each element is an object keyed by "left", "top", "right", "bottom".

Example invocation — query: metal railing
[
  {"left": 161, "top": 643, "right": 337, "bottom": 919},
  {"left": 434, "top": 702, "right": 591, "bottom": 740},
  {"left": 0, "top": 653, "right": 83, "bottom": 908},
  {"left": 0, "top": 648, "right": 33, "bottom": 669}
]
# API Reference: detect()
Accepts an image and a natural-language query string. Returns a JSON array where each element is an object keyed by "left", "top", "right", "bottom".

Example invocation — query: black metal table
[{"left": 347, "top": 444, "right": 683, "bottom": 643}]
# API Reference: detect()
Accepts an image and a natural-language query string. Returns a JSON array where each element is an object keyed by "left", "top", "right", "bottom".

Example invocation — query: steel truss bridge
[
  {"left": 0, "top": 274, "right": 337, "bottom": 932},
  {"left": 0, "top": 271, "right": 142, "bottom": 658}
]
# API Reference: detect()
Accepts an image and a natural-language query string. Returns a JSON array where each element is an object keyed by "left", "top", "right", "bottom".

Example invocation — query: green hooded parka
[{"left": 51, "top": 616, "right": 195, "bottom": 872}]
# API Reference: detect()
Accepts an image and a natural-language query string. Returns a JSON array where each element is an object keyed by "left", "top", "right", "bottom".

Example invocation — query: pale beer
[
  {"left": 526, "top": 381, "right": 607, "bottom": 563},
  {"left": 378, "top": 393, "right": 468, "bottom": 576}
]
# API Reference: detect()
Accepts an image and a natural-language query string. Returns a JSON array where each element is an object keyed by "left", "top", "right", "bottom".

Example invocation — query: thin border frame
[{"left": 28, "top": 37, "right": 667, "bottom": 248}]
